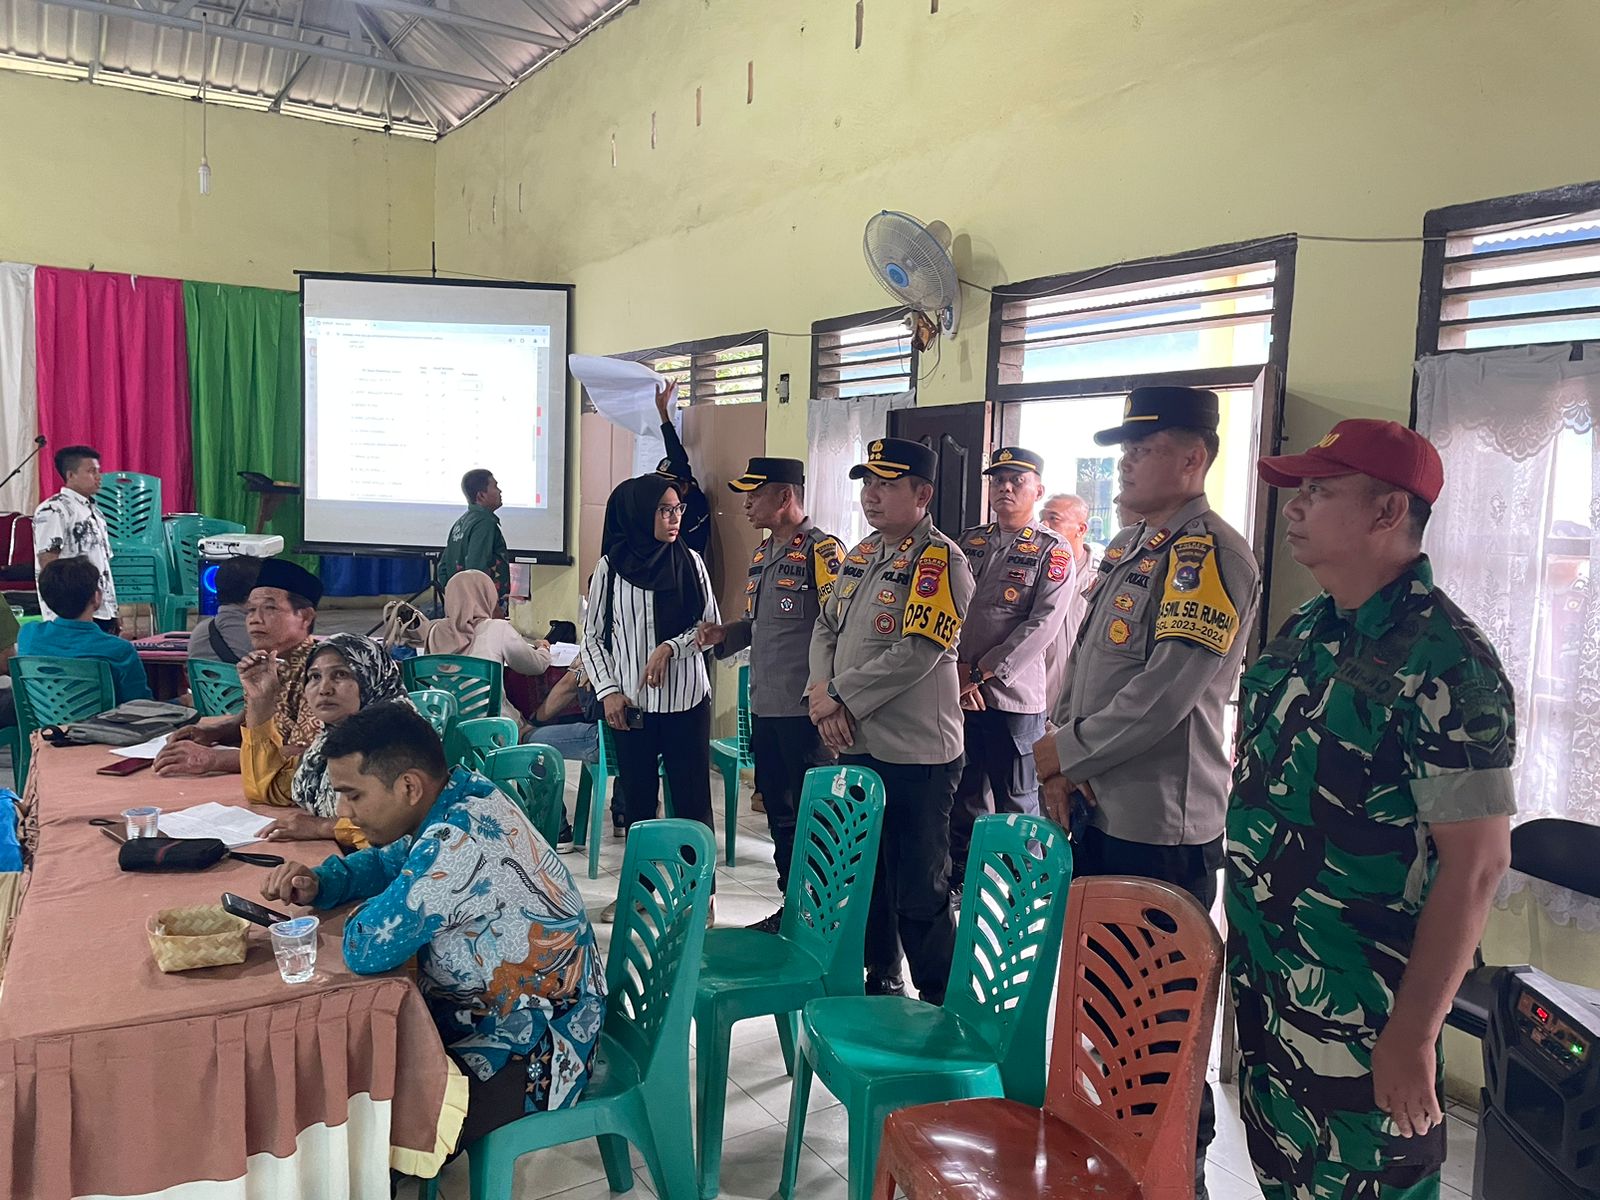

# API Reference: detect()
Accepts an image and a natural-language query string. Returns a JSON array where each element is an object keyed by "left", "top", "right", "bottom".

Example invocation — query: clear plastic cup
[
  {"left": 269, "top": 916, "right": 320, "bottom": 984},
  {"left": 122, "top": 806, "right": 161, "bottom": 839}
]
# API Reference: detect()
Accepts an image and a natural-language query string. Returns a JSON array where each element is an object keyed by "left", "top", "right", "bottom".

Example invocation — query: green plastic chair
[
  {"left": 420, "top": 818, "right": 715, "bottom": 1200},
  {"left": 694, "top": 764, "right": 886, "bottom": 1198},
  {"left": 108, "top": 547, "right": 188, "bottom": 632},
  {"left": 448, "top": 716, "right": 519, "bottom": 772},
  {"left": 408, "top": 688, "right": 457, "bottom": 740},
  {"left": 708, "top": 662, "right": 753, "bottom": 866},
  {"left": 780, "top": 812, "right": 1074, "bottom": 1200},
  {"left": 98, "top": 472, "right": 164, "bottom": 548},
  {"left": 402, "top": 654, "right": 504, "bottom": 723},
  {"left": 164, "top": 515, "right": 246, "bottom": 601},
  {"left": 483, "top": 744, "right": 566, "bottom": 845},
  {"left": 8, "top": 656, "right": 116, "bottom": 791},
  {"left": 187, "top": 658, "right": 244, "bottom": 718},
  {"left": 572, "top": 721, "right": 675, "bottom": 880}
]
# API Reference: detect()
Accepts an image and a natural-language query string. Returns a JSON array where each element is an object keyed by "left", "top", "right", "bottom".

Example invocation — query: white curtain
[
  {"left": 805, "top": 391, "right": 915, "bottom": 547},
  {"left": 1416, "top": 345, "right": 1600, "bottom": 926},
  {"left": 0, "top": 263, "right": 39, "bottom": 513}
]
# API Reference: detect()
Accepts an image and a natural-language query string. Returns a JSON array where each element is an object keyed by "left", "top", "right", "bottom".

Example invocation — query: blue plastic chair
[
  {"left": 420, "top": 819, "right": 715, "bottom": 1200},
  {"left": 708, "top": 662, "right": 753, "bottom": 866}
]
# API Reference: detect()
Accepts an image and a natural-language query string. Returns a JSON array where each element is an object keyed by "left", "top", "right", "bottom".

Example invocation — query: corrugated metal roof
[{"left": 0, "top": 0, "right": 636, "bottom": 138}]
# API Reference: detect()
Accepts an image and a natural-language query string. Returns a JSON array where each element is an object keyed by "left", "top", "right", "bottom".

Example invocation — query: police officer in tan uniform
[
  {"left": 807, "top": 437, "right": 972, "bottom": 1002},
  {"left": 1033, "top": 385, "right": 1261, "bottom": 1200},
  {"left": 948, "top": 447, "right": 1076, "bottom": 885},
  {"left": 698, "top": 457, "right": 845, "bottom": 932}
]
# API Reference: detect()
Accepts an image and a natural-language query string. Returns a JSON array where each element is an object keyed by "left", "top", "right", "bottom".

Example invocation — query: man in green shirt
[
  {"left": 439, "top": 468, "right": 510, "bottom": 606},
  {"left": 1227, "top": 420, "right": 1516, "bottom": 1200}
]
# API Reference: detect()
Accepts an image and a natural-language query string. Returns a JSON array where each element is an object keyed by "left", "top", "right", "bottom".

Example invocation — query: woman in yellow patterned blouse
[{"left": 243, "top": 634, "right": 411, "bottom": 850}]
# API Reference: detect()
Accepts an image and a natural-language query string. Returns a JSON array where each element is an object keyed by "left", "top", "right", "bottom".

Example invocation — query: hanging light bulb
[{"left": 197, "top": 19, "right": 212, "bottom": 196}]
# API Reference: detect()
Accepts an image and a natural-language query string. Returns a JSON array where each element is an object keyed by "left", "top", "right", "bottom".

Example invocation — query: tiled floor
[{"left": 414, "top": 792, "right": 1486, "bottom": 1200}]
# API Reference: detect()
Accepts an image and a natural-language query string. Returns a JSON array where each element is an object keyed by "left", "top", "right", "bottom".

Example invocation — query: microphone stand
[{"left": 0, "top": 441, "right": 46, "bottom": 500}]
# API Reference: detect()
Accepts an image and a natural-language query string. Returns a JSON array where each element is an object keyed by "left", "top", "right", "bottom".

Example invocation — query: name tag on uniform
[{"left": 1333, "top": 658, "right": 1402, "bottom": 704}]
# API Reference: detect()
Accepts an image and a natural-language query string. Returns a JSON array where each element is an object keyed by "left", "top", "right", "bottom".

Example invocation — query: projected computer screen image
[{"left": 301, "top": 274, "right": 572, "bottom": 560}]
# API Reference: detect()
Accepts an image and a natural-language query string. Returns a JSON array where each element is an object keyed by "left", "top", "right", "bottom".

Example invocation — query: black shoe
[
  {"left": 745, "top": 907, "right": 784, "bottom": 934},
  {"left": 556, "top": 824, "right": 579, "bottom": 855},
  {"left": 865, "top": 974, "right": 906, "bottom": 997}
]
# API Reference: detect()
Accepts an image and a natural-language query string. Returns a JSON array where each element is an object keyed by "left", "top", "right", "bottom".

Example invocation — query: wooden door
[{"left": 888, "top": 402, "right": 988, "bottom": 536}]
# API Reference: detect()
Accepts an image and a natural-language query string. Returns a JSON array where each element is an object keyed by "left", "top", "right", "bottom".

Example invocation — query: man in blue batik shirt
[{"left": 263, "top": 702, "right": 606, "bottom": 1147}]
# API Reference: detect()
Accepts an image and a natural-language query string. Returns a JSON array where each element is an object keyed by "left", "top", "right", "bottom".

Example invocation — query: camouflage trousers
[{"left": 1232, "top": 974, "right": 1445, "bottom": 1200}]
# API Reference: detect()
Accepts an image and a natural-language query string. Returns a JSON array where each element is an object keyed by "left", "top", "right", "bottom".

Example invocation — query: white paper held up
[{"left": 568, "top": 354, "right": 680, "bottom": 477}]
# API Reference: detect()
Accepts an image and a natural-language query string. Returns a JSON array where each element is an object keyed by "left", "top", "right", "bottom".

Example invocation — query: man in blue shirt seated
[
  {"left": 19, "top": 558, "right": 151, "bottom": 704},
  {"left": 261, "top": 702, "right": 607, "bottom": 1150}
]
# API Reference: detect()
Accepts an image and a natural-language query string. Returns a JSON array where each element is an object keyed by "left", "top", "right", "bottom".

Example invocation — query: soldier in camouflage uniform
[{"left": 1228, "top": 420, "right": 1517, "bottom": 1200}]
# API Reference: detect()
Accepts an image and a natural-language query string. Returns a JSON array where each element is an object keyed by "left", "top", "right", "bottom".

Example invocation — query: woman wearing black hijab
[{"left": 580, "top": 474, "right": 720, "bottom": 918}]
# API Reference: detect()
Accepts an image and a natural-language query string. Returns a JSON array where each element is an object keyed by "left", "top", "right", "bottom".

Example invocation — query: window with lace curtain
[{"left": 1416, "top": 185, "right": 1600, "bottom": 863}]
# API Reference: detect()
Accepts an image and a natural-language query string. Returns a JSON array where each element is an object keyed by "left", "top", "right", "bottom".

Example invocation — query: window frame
[
  {"left": 1415, "top": 180, "right": 1600, "bottom": 361},
  {"left": 617, "top": 329, "right": 770, "bottom": 408},
  {"left": 984, "top": 235, "right": 1298, "bottom": 404},
  {"left": 809, "top": 305, "right": 920, "bottom": 403}
]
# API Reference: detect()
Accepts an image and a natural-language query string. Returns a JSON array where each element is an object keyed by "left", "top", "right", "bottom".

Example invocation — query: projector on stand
[
  {"left": 197, "top": 533, "right": 286, "bottom": 615},
  {"left": 199, "top": 533, "right": 285, "bottom": 559}
]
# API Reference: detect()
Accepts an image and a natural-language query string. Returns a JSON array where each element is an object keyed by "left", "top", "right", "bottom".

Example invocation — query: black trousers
[
  {"left": 612, "top": 698, "right": 715, "bottom": 842},
  {"left": 750, "top": 714, "right": 833, "bottom": 893},
  {"left": 949, "top": 708, "right": 1046, "bottom": 885},
  {"left": 449, "top": 1052, "right": 529, "bottom": 1153},
  {"left": 1075, "top": 825, "right": 1224, "bottom": 1196},
  {"left": 843, "top": 752, "right": 962, "bottom": 1006}
]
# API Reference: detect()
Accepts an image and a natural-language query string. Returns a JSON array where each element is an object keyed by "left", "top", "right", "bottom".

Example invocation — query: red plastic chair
[{"left": 871, "top": 876, "right": 1223, "bottom": 1200}]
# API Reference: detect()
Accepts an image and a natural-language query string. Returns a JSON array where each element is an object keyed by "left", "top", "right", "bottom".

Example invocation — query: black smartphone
[
  {"left": 625, "top": 706, "right": 645, "bottom": 730},
  {"left": 222, "top": 892, "right": 291, "bottom": 928},
  {"left": 97, "top": 757, "right": 153, "bottom": 777}
]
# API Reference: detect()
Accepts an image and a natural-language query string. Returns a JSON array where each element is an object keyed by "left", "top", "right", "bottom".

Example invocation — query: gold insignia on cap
[
  {"left": 869, "top": 440, "right": 884, "bottom": 456},
  {"left": 997, "top": 449, "right": 1014, "bottom": 463}
]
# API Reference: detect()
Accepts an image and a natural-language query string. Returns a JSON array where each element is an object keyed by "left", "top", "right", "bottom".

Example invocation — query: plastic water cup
[
  {"left": 122, "top": 806, "right": 161, "bottom": 839},
  {"left": 269, "top": 916, "right": 320, "bottom": 984}
]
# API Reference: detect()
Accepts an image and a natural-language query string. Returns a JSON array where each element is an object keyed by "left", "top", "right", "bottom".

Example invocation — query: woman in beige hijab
[{"left": 422, "top": 570, "right": 551, "bottom": 724}]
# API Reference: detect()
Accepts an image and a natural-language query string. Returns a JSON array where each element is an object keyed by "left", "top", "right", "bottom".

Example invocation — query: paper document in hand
[
  {"left": 158, "top": 802, "right": 275, "bottom": 848},
  {"left": 110, "top": 735, "right": 169, "bottom": 760},
  {"left": 568, "top": 354, "right": 677, "bottom": 476},
  {"left": 546, "top": 642, "right": 581, "bottom": 668}
]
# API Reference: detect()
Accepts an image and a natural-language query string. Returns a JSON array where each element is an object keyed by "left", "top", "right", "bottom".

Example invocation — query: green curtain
[{"left": 183, "top": 281, "right": 313, "bottom": 568}]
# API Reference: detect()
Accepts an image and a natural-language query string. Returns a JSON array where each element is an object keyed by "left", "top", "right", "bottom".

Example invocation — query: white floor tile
[{"left": 713, "top": 1124, "right": 847, "bottom": 1200}]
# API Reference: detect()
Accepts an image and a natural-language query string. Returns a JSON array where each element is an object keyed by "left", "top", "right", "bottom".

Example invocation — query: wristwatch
[
  {"left": 826, "top": 681, "right": 841, "bottom": 703},
  {"left": 969, "top": 665, "right": 985, "bottom": 685}
]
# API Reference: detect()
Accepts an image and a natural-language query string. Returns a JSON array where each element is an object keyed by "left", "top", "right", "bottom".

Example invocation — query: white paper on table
[
  {"left": 545, "top": 642, "right": 581, "bottom": 669},
  {"left": 568, "top": 354, "right": 680, "bottom": 478},
  {"left": 158, "top": 802, "right": 275, "bottom": 848},
  {"left": 109, "top": 735, "right": 169, "bottom": 760}
]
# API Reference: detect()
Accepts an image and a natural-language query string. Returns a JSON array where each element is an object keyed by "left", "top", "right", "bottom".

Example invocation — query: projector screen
[{"left": 300, "top": 273, "right": 572, "bottom": 561}]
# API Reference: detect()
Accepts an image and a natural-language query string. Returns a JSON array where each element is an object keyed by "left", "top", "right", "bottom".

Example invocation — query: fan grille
[{"left": 864, "top": 210, "right": 960, "bottom": 317}]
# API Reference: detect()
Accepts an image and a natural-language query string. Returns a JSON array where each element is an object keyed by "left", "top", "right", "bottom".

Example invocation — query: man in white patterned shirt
[{"left": 33, "top": 445, "right": 118, "bottom": 629}]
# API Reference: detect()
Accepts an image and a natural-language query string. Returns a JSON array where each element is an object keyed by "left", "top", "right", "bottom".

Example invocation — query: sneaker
[
  {"left": 745, "top": 907, "right": 784, "bottom": 934},
  {"left": 611, "top": 820, "right": 627, "bottom": 839},
  {"left": 706, "top": 896, "right": 717, "bottom": 929},
  {"left": 600, "top": 899, "right": 618, "bottom": 924},
  {"left": 865, "top": 974, "right": 906, "bottom": 998},
  {"left": 751, "top": 792, "right": 766, "bottom": 814},
  {"left": 556, "top": 824, "right": 578, "bottom": 854}
]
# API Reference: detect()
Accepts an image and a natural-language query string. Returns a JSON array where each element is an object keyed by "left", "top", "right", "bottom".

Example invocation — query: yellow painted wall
[
  {"left": 432, "top": 0, "right": 1600, "bottom": 629},
  {"left": 0, "top": 70, "right": 434, "bottom": 290}
]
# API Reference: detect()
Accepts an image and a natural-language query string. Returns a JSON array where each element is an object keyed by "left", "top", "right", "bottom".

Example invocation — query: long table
[{"left": 0, "top": 743, "right": 465, "bottom": 1199}]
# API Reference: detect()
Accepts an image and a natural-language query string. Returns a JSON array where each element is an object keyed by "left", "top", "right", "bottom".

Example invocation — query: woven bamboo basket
[{"left": 147, "top": 904, "right": 250, "bottom": 973}]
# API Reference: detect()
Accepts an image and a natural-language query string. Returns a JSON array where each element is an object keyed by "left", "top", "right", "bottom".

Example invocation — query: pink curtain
[{"left": 33, "top": 267, "right": 194, "bottom": 510}]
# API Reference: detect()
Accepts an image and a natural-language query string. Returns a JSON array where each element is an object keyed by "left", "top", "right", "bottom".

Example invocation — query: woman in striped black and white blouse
[{"left": 581, "top": 475, "right": 720, "bottom": 899}]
